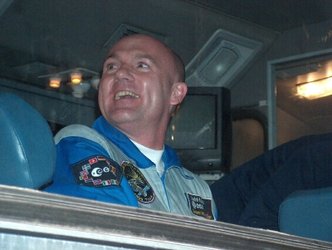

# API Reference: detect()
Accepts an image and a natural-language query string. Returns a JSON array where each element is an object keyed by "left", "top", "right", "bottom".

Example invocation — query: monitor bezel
[{"left": 166, "top": 86, "right": 231, "bottom": 174}]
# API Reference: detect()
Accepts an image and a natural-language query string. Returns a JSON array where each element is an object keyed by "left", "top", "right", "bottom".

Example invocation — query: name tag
[{"left": 187, "top": 193, "right": 213, "bottom": 220}]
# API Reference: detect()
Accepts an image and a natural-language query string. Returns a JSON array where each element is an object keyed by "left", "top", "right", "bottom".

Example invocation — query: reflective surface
[{"left": 0, "top": 185, "right": 331, "bottom": 249}]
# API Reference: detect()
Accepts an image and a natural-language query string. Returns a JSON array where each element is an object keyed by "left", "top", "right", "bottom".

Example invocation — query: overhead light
[
  {"left": 199, "top": 48, "right": 238, "bottom": 83},
  {"left": 186, "top": 29, "right": 262, "bottom": 87},
  {"left": 70, "top": 71, "right": 82, "bottom": 85},
  {"left": 49, "top": 77, "right": 61, "bottom": 88},
  {"left": 39, "top": 67, "right": 99, "bottom": 98},
  {"left": 296, "top": 75, "right": 332, "bottom": 100}
]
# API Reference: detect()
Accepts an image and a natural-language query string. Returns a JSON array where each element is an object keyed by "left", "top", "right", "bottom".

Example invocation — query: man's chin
[{"left": 107, "top": 112, "right": 138, "bottom": 125}]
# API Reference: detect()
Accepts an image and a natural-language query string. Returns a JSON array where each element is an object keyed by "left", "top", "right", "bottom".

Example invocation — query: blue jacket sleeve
[{"left": 45, "top": 136, "right": 138, "bottom": 207}]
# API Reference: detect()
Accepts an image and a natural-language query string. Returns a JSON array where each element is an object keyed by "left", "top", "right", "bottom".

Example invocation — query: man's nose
[{"left": 115, "top": 65, "right": 134, "bottom": 80}]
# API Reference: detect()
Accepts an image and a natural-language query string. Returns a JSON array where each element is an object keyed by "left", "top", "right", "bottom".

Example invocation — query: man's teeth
[{"left": 115, "top": 91, "right": 139, "bottom": 100}]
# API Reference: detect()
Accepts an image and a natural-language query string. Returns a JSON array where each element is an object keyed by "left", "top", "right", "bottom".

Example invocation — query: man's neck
[
  {"left": 131, "top": 140, "right": 165, "bottom": 176},
  {"left": 116, "top": 124, "right": 166, "bottom": 150}
]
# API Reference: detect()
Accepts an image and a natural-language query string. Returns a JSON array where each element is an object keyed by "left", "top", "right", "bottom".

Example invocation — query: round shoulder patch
[{"left": 122, "top": 161, "right": 155, "bottom": 204}]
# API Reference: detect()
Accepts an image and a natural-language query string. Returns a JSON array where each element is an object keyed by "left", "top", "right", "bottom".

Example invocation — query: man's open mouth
[{"left": 115, "top": 90, "right": 139, "bottom": 100}]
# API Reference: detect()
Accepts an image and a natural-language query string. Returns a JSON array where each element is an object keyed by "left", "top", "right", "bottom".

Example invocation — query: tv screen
[{"left": 165, "top": 87, "right": 231, "bottom": 174}]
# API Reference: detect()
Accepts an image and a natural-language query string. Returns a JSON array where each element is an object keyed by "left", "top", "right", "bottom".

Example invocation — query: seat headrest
[{"left": 0, "top": 93, "right": 56, "bottom": 188}]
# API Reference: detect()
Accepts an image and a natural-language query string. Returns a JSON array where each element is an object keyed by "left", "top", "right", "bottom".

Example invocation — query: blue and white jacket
[{"left": 46, "top": 116, "right": 217, "bottom": 220}]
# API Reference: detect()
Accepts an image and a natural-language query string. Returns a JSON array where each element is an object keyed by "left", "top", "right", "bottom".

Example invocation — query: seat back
[
  {"left": 0, "top": 93, "right": 55, "bottom": 188},
  {"left": 279, "top": 187, "right": 332, "bottom": 242}
]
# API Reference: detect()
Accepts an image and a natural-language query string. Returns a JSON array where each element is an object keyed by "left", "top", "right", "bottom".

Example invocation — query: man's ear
[{"left": 170, "top": 82, "right": 187, "bottom": 105}]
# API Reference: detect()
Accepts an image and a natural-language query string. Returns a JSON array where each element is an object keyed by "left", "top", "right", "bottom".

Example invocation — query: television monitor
[{"left": 165, "top": 87, "right": 232, "bottom": 174}]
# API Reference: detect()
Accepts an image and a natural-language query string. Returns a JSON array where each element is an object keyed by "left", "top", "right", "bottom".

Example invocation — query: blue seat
[
  {"left": 279, "top": 187, "right": 332, "bottom": 242},
  {"left": 0, "top": 93, "right": 55, "bottom": 189}
]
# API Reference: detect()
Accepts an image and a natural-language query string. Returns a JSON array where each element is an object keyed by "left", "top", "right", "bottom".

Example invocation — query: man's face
[{"left": 98, "top": 35, "right": 183, "bottom": 132}]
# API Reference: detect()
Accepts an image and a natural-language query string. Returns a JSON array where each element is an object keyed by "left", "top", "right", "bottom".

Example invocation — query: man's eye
[
  {"left": 137, "top": 62, "right": 149, "bottom": 69},
  {"left": 107, "top": 64, "right": 116, "bottom": 70},
  {"left": 105, "top": 63, "right": 117, "bottom": 72}
]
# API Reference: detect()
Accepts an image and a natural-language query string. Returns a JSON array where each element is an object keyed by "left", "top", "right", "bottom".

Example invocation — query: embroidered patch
[
  {"left": 72, "top": 156, "right": 122, "bottom": 187},
  {"left": 121, "top": 161, "right": 155, "bottom": 204},
  {"left": 187, "top": 193, "right": 213, "bottom": 220}
]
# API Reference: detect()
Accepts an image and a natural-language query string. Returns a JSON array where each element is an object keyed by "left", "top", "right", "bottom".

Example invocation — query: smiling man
[
  {"left": 98, "top": 34, "right": 185, "bottom": 149},
  {"left": 46, "top": 34, "right": 217, "bottom": 220}
]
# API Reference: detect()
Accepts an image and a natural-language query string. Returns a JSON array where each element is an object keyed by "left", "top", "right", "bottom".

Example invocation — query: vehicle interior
[{"left": 1, "top": 0, "right": 332, "bottom": 249}]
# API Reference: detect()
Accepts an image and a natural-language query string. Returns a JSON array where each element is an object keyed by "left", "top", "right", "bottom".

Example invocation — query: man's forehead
[
  {"left": 116, "top": 34, "right": 163, "bottom": 46},
  {"left": 109, "top": 35, "right": 169, "bottom": 55},
  {"left": 106, "top": 50, "right": 157, "bottom": 64},
  {"left": 107, "top": 38, "right": 172, "bottom": 63}
]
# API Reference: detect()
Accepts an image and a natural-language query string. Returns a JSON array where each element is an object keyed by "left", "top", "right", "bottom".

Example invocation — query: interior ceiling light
[
  {"left": 39, "top": 67, "right": 99, "bottom": 98},
  {"left": 70, "top": 71, "right": 82, "bottom": 85},
  {"left": 185, "top": 29, "right": 262, "bottom": 87},
  {"left": 49, "top": 77, "right": 61, "bottom": 88},
  {"left": 296, "top": 75, "right": 332, "bottom": 100}
]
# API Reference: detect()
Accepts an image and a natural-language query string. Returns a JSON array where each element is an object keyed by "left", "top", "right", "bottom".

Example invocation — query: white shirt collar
[{"left": 130, "top": 140, "right": 165, "bottom": 176}]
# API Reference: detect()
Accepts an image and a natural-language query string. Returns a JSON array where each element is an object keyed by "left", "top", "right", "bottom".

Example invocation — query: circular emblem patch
[{"left": 122, "top": 161, "right": 155, "bottom": 204}]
